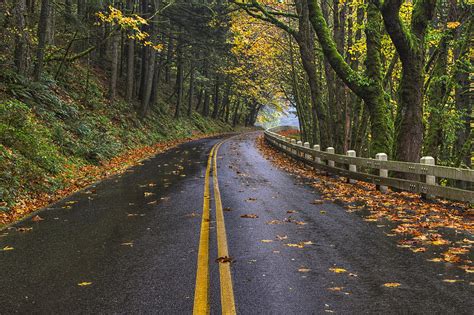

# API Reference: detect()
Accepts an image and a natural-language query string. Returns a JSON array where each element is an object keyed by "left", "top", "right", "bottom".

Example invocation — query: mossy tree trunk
[
  {"left": 307, "top": 0, "right": 393, "bottom": 156},
  {"left": 380, "top": 0, "right": 436, "bottom": 162}
]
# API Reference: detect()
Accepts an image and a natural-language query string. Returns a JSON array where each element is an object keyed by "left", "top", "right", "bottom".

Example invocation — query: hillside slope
[{"left": 0, "top": 64, "right": 232, "bottom": 224}]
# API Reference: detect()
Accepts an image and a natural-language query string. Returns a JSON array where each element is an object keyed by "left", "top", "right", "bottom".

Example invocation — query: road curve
[{"left": 0, "top": 132, "right": 472, "bottom": 314}]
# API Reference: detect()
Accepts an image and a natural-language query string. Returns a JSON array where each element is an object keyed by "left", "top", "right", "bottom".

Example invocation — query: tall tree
[
  {"left": 34, "top": 0, "right": 50, "bottom": 81},
  {"left": 379, "top": 0, "right": 436, "bottom": 162}
]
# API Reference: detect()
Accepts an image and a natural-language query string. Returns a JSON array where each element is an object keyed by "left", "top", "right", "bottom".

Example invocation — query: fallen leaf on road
[
  {"left": 287, "top": 210, "right": 297, "bottom": 214},
  {"left": 186, "top": 212, "right": 200, "bottom": 218},
  {"left": 447, "top": 247, "right": 469, "bottom": 255},
  {"left": 276, "top": 235, "right": 288, "bottom": 241},
  {"left": 427, "top": 258, "right": 443, "bottom": 262},
  {"left": 298, "top": 268, "right": 311, "bottom": 273},
  {"left": 261, "top": 240, "right": 273, "bottom": 243},
  {"left": 294, "top": 221, "right": 307, "bottom": 225},
  {"left": 121, "top": 242, "right": 134, "bottom": 247},
  {"left": 320, "top": 210, "right": 327, "bottom": 214},
  {"left": 383, "top": 283, "right": 401, "bottom": 287},
  {"left": 462, "top": 238, "right": 474, "bottom": 244},
  {"left": 144, "top": 192, "right": 155, "bottom": 197},
  {"left": 78, "top": 282, "right": 92, "bottom": 286},
  {"left": 17, "top": 227, "right": 33, "bottom": 232},
  {"left": 286, "top": 243, "right": 304, "bottom": 248},
  {"left": 328, "top": 287, "right": 344, "bottom": 291},
  {"left": 410, "top": 247, "right": 426, "bottom": 253},
  {"left": 216, "top": 256, "right": 234, "bottom": 264},
  {"left": 65, "top": 201, "right": 78, "bottom": 205},
  {"left": 311, "top": 200, "right": 324, "bottom": 205},
  {"left": 2, "top": 246, "right": 14, "bottom": 251},
  {"left": 443, "top": 279, "right": 463, "bottom": 283},
  {"left": 329, "top": 268, "right": 347, "bottom": 273},
  {"left": 459, "top": 265, "right": 474, "bottom": 273},
  {"left": 246, "top": 198, "right": 257, "bottom": 202},
  {"left": 31, "top": 215, "right": 44, "bottom": 222},
  {"left": 147, "top": 200, "right": 157, "bottom": 205},
  {"left": 241, "top": 214, "right": 258, "bottom": 219},
  {"left": 224, "top": 207, "right": 232, "bottom": 211},
  {"left": 266, "top": 220, "right": 282, "bottom": 225},
  {"left": 431, "top": 239, "right": 450, "bottom": 246}
]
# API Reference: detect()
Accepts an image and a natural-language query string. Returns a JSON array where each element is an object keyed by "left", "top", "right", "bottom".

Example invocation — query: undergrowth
[{"left": 0, "top": 63, "right": 231, "bottom": 213}]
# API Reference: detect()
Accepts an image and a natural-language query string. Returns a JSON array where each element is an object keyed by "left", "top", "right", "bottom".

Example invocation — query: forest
[{"left": 0, "top": 0, "right": 472, "bottom": 217}]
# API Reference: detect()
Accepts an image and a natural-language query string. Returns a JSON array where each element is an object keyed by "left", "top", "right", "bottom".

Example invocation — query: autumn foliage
[{"left": 257, "top": 136, "right": 473, "bottom": 274}]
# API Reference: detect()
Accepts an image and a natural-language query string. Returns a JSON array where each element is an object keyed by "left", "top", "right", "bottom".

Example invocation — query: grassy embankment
[{"left": 0, "top": 64, "right": 232, "bottom": 225}]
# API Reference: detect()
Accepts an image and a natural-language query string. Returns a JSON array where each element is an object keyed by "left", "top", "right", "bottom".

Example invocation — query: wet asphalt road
[{"left": 1, "top": 132, "right": 473, "bottom": 314}]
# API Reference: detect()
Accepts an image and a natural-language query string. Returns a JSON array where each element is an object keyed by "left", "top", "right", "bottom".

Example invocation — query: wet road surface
[{"left": 1, "top": 132, "right": 472, "bottom": 314}]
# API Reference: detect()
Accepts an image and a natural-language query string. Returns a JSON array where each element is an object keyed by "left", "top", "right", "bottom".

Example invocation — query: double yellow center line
[{"left": 193, "top": 139, "right": 236, "bottom": 315}]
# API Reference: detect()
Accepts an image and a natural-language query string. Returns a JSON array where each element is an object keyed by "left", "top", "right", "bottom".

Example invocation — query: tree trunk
[
  {"left": 125, "top": 0, "right": 135, "bottom": 102},
  {"left": 380, "top": 0, "right": 436, "bottom": 162},
  {"left": 211, "top": 75, "right": 220, "bottom": 119},
  {"left": 174, "top": 27, "right": 184, "bottom": 118},
  {"left": 13, "top": 0, "right": 28, "bottom": 76},
  {"left": 187, "top": 62, "right": 195, "bottom": 116},
  {"left": 108, "top": 30, "right": 120, "bottom": 101},
  {"left": 33, "top": 0, "right": 50, "bottom": 81}
]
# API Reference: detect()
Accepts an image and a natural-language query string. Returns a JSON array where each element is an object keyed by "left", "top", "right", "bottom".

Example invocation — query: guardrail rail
[{"left": 264, "top": 126, "right": 474, "bottom": 203}]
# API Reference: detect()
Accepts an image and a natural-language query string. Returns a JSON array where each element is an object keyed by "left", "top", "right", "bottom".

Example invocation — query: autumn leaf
[
  {"left": 446, "top": 21, "right": 460, "bottom": 29},
  {"left": 329, "top": 268, "right": 347, "bottom": 273},
  {"left": 276, "top": 235, "right": 288, "bottom": 241},
  {"left": 17, "top": 227, "right": 33, "bottom": 232},
  {"left": 241, "top": 214, "right": 258, "bottom": 218},
  {"left": 383, "top": 282, "right": 401, "bottom": 288},
  {"left": 298, "top": 267, "right": 311, "bottom": 273},
  {"left": 31, "top": 215, "right": 44, "bottom": 222},
  {"left": 431, "top": 239, "right": 450, "bottom": 246},
  {"left": 78, "top": 282, "right": 92, "bottom": 286},
  {"left": 144, "top": 192, "right": 155, "bottom": 197},
  {"left": 443, "top": 279, "right": 463, "bottom": 283},
  {"left": 216, "top": 256, "right": 234, "bottom": 264},
  {"left": 261, "top": 239, "right": 273, "bottom": 243},
  {"left": 121, "top": 242, "right": 134, "bottom": 247},
  {"left": 287, "top": 210, "right": 297, "bottom": 214},
  {"left": 410, "top": 247, "right": 426, "bottom": 253},
  {"left": 2, "top": 246, "right": 14, "bottom": 251},
  {"left": 328, "top": 287, "right": 344, "bottom": 291},
  {"left": 224, "top": 207, "right": 232, "bottom": 211}
]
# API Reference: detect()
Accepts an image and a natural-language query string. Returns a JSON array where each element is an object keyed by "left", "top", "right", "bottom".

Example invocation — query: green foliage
[
  {"left": 0, "top": 62, "right": 232, "bottom": 211},
  {"left": 0, "top": 100, "right": 64, "bottom": 174}
]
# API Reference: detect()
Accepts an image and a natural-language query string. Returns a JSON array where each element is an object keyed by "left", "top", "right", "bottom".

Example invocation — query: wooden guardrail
[{"left": 264, "top": 127, "right": 474, "bottom": 203}]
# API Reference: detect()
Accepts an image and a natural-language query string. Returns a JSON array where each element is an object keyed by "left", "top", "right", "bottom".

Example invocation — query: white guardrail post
[
  {"left": 291, "top": 139, "right": 296, "bottom": 155},
  {"left": 304, "top": 142, "right": 310, "bottom": 161},
  {"left": 326, "top": 147, "right": 335, "bottom": 167},
  {"left": 297, "top": 141, "right": 303, "bottom": 158},
  {"left": 420, "top": 156, "right": 436, "bottom": 199},
  {"left": 313, "top": 145, "right": 321, "bottom": 164},
  {"left": 375, "top": 153, "right": 388, "bottom": 193},
  {"left": 346, "top": 150, "right": 356, "bottom": 184}
]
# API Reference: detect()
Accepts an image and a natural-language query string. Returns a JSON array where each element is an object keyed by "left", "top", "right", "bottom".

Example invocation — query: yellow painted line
[
  {"left": 193, "top": 144, "right": 216, "bottom": 315},
  {"left": 213, "top": 141, "right": 237, "bottom": 315}
]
